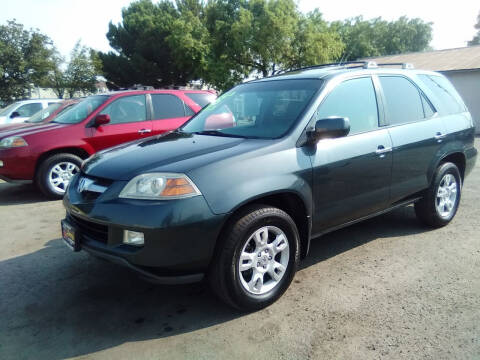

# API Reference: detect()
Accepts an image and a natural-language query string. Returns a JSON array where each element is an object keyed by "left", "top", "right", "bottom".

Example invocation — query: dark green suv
[{"left": 62, "top": 62, "right": 477, "bottom": 310}]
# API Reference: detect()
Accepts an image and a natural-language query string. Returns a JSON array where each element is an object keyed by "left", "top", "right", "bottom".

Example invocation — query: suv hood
[
  {"left": 83, "top": 131, "right": 266, "bottom": 181},
  {"left": 0, "top": 122, "right": 68, "bottom": 139}
]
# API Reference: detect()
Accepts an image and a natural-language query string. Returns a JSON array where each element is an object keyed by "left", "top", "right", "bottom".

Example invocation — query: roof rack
[
  {"left": 376, "top": 62, "right": 415, "bottom": 69},
  {"left": 279, "top": 61, "right": 379, "bottom": 75}
]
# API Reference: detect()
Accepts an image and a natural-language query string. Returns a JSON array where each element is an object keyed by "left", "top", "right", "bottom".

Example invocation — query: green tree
[
  {"left": 100, "top": 0, "right": 344, "bottom": 91},
  {"left": 468, "top": 12, "right": 480, "bottom": 46},
  {"left": 44, "top": 42, "right": 100, "bottom": 98},
  {"left": 204, "top": 0, "right": 343, "bottom": 88},
  {"left": 0, "top": 20, "right": 55, "bottom": 103},
  {"left": 44, "top": 52, "right": 68, "bottom": 98},
  {"left": 64, "top": 42, "right": 98, "bottom": 98},
  {"left": 332, "top": 16, "right": 432, "bottom": 61},
  {"left": 99, "top": 0, "right": 192, "bottom": 89}
]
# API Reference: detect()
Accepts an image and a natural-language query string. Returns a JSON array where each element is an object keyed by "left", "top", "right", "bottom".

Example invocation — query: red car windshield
[{"left": 53, "top": 96, "right": 109, "bottom": 124}]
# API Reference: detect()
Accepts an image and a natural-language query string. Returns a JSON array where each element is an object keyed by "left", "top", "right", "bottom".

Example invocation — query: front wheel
[
  {"left": 36, "top": 153, "right": 82, "bottom": 199},
  {"left": 209, "top": 205, "right": 300, "bottom": 311},
  {"left": 415, "top": 162, "right": 462, "bottom": 228}
]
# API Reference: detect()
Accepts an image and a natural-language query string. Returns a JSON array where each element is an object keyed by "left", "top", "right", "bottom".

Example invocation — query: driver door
[{"left": 86, "top": 94, "right": 152, "bottom": 151}]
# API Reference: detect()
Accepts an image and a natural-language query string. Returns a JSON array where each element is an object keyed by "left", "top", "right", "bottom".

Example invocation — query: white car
[{"left": 0, "top": 99, "right": 62, "bottom": 124}]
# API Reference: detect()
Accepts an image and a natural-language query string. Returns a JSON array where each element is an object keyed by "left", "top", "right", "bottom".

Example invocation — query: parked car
[
  {"left": 0, "top": 99, "right": 80, "bottom": 132},
  {"left": 0, "top": 99, "right": 62, "bottom": 124},
  {"left": 0, "top": 90, "right": 215, "bottom": 197},
  {"left": 61, "top": 63, "right": 477, "bottom": 310}
]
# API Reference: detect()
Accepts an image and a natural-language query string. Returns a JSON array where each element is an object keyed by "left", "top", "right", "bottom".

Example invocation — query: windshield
[
  {"left": 26, "top": 103, "right": 62, "bottom": 123},
  {"left": 181, "top": 79, "right": 321, "bottom": 139},
  {"left": 0, "top": 103, "right": 17, "bottom": 116},
  {"left": 53, "top": 96, "right": 109, "bottom": 124}
]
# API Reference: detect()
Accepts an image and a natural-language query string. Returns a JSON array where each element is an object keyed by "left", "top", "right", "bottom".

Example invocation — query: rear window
[
  {"left": 418, "top": 75, "right": 465, "bottom": 115},
  {"left": 185, "top": 93, "right": 216, "bottom": 108},
  {"left": 151, "top": 94, "right": 186, "bottom": 119},
  {"left": 379, "top": 76, "right": 425, "bottom": 125}
]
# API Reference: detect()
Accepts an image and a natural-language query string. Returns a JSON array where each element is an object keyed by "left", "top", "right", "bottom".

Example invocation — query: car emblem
[{"left": 77, "top": 177, "right": 94, "bottom": 193}]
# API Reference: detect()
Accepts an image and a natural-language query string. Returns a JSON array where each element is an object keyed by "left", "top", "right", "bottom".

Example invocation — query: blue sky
[{"left": 1, "top": 0, "right": 478, "bottom": 58}]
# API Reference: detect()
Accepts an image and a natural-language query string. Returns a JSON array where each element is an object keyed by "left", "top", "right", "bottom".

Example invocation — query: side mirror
[
  {"left": 93, "top": 114, "right": 110, "bottom": 127},
  {"left": 308, "top": 117, "right": 350, "bottom": 143},
  {"left": 10, "top": 111, "right": 20, "bottom": 119}
]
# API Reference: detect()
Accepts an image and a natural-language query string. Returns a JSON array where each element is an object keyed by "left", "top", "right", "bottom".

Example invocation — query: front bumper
[
  {"left": 0, "top": 147, "right": 36, "bottom": 181},
  {"left": 63, "top": 174, "right": 227, "bottom": 283}
]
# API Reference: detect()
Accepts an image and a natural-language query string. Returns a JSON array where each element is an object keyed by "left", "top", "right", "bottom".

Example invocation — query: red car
[{"left": 0, "top": 90, "right": 216, "bottom": 198}]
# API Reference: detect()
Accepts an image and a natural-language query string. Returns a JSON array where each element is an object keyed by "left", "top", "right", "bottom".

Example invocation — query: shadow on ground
[
  {"left": 0, "top": 205, "right": 429, "bottom": 359},
  {"left": 0, "top": 182, "right": 51, "bottom": 205}
]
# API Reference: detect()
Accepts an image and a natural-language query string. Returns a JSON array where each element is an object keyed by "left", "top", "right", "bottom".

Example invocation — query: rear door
[
  {"left": 377, "top": 75, "right": 446, "bottom": 203},
  {"left": 149, "top": 94, "right": 192, "bottom": 135},
  {"left": 310, "top": 76, "right": 393, "bottom": 234},
  {"left": 87, "top": 94, "right": 152, "bottom": 151}
]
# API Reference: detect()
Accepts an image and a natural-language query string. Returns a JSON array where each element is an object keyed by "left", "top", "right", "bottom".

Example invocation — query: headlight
[
  {"left": 0, "top": 136, "right": 28, "bottom": 149},
  {"left": 119, "top": 173, "right": 201, "bottom": 200}
]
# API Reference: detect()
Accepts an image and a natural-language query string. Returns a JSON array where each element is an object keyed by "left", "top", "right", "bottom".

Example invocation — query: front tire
[
  {"left": 415, "top": 162, "right": 462, "bottom": 228},
  {"left": 209, "top": 205, "right": 300, "bottom": 311},
  {"left": 36, "top": 153, "right": 82, "bottom": 199}
]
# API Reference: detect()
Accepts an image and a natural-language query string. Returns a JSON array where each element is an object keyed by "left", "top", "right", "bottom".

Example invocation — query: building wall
[{"left": 442, "top": 70, "right": 480, "bottom": 134}]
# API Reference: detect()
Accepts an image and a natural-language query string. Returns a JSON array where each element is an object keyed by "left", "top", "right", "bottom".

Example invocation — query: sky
[{"left": 1, "top": 0, "right": 479, "bottom": 58}]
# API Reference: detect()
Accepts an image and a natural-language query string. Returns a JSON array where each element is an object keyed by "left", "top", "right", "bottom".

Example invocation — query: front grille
[
  {"left": 77, "top": 174, "right": 113, "bottom": 201},
  {"left": 70, "top": 214, "right": 108, "bottom": 244}
]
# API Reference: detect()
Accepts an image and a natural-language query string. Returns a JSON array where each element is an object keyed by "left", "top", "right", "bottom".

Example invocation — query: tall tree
[
  {"left": 0, "top": 20, "right": 55, "bottom": 103},
  {"left": 468, "top": 12, "right": 480, "bottom": 46},
  {"left": 203, "top": 0, "right": 343, "bottom": 87},
  {"left": 44, "top": 42, "right": 100, "bottom": 98},
  {"left": 100, "top": 0, "right": 344, "bottom": 91},
  {"left": 64, "top": 42, "right": 98, "bottom": 98},
  {"left": 99, "top": 0, "right": 191, "bottom": 89},
  {"left": 331, "top": 16, "right": 432, "bottom": 61}
]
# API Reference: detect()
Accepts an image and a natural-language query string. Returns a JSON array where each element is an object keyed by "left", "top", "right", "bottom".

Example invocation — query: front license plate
[{"left": 62, "top": 220, "right": 80, "bottom": 252}]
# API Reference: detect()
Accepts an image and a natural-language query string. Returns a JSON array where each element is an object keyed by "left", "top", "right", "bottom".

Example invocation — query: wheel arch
[
  {"left": 429, "top": 151, "right": 466, "bottom": 185},
  {"left": 211, "top": 191, "right": 312, "bottom": 267},
  {"left": 34, "top": 147, "right": 91, "bottom": 179}
]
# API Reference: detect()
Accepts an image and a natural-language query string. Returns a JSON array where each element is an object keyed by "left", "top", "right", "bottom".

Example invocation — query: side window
[
  {"left": 418, "top": 74, "right": 465, "bottom": 115},
  {"left": 16, "top": 103, "right": 42, "bottom": 117},
  {"left": 151, "top": 94, "right": 186, "bottom": 119},
  {"left": 316, "top": 77, "right": 379, "bottom": 135},
  {"left": 100, "top": 95, "right": 146, "bottom": 124},
  {"left": 379, "top": 76, "right": 424, "bottom": 125}
]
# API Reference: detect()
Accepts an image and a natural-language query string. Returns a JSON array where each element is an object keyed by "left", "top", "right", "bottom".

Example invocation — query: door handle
[
  {"left": 434, "top": 132, "right": 446, "bottom": 142},
  {"left": 138, "top": 129, "right": 152, "bottom": 134},
  {"left": 375, "top": 145, "right": 392, "bottom": 157}
]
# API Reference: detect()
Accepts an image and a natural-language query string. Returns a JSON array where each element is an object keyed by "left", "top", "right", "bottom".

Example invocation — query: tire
[
  {"left": 209, "top": 205, "right": 300, "bottom": 311},
  {"left": 414, "top": 162, "right": 462, "bottom": 228},
  {"left": 36, "top": 153, "right": 82, "bottom": 199}
]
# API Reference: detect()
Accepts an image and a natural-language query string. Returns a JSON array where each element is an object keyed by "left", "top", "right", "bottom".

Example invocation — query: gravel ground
[{"left": 0, "top": 139, "right": 479, "bottom": 360}]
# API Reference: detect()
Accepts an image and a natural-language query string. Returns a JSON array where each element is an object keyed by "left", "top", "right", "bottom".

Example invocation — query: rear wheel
[
  {"left": 415, "top": 162, "right": 461, "bottom": 228},
  {"left": 209, "top": 205, "right": 300, "bottom": 311},
  {"left": 36, "top": 153, "right": 82, "bottom": 199}
]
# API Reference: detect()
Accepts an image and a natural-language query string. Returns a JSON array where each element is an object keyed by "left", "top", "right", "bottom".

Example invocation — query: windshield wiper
[{"left": 191, "top": 130, "right": 247, "bottom": 138}]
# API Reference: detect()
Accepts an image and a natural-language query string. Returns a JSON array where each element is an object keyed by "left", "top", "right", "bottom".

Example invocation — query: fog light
[
  {"left": 123, "top": 230, "right": 144, "bottom": 246},
  {"left": 0, "top": 160, "right": 3, "bottom": 167}
]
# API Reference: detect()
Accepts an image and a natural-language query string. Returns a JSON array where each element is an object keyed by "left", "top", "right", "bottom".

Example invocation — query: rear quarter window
[{"left": 417, "top": 74, "right": 465, "bottom": 115}]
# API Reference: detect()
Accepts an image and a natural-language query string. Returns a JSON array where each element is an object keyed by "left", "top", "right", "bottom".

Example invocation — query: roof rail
[
  {"left": 377, "top": 62, "right": 415, "bottom": 69},
  {"left": 278, "top": 61, "right": 379, "bottom": 75}
]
